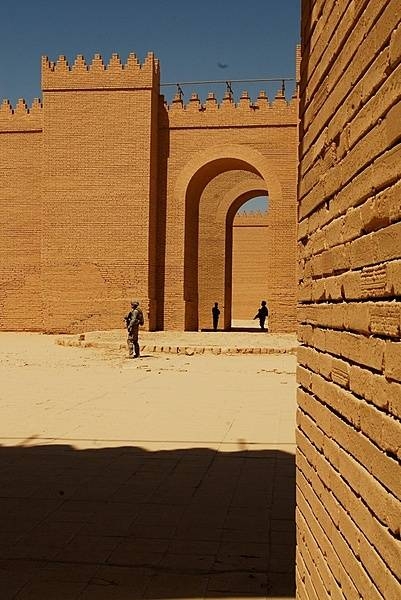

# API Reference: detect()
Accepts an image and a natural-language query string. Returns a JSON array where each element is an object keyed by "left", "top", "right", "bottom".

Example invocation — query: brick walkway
[
  {"left": 58, "top": 322, "right": 298, "bottom": 357},
  {"left": 0, "top": 333, "right": 296, "bottom": 599}
]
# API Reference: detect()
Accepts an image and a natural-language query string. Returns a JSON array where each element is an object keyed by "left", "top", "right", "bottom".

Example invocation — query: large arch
[
  {"left": 167, "top": 144, "right": 296, "bottom": 332},
  {"left": 173, "top": 144, "right": 282, "bottom": 205},
  {"left": 199, "top": 174, "right": 269, "bottom": 330}
]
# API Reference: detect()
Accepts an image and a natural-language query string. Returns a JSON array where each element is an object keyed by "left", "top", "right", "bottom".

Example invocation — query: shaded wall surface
[{"left": 297, "top": 1, "right": 401, "bottom": 599}]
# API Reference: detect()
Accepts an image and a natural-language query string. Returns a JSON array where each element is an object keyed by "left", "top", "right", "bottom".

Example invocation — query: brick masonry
[
  {"left": 297, "top": 1, "right": 401, "bottom": 598},
  {"left": 0, "top": 54, "right": 298, "bottom": 333},
  {"left": 232, "top": 210, "right": 271, "bottom": 322},
  {"left": 161, "top": 87, "right": 298, "bottom": 332}
]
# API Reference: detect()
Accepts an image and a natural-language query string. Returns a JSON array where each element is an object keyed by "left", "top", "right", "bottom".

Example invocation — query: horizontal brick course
[{"left": 298, "top": 3, "right": 401, "bottom": 596}]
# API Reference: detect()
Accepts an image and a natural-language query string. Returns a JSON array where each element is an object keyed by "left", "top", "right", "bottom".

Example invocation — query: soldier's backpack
[{"left": 137, "top": 308, "right": 144, "bottom": 326}]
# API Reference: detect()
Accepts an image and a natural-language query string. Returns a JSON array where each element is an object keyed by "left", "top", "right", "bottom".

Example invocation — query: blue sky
[
  {"left": 0, "top": 0, "right": 300, "bottom": 211},
  {"left": 1, "top": 0, "right": 300, "bottom": 105}
]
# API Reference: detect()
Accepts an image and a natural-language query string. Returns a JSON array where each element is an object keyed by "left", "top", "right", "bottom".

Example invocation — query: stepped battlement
[
  {"left": 165, "top": 88, "right": 298, "bottom": 127},
  {"left": 0, "top": 98, "right": 43, "bottom": 132},
  {"left": 42, "top": 52, "right": 160, "bottom": 91},
  {"left": 233, "top": 210, "right": 269, "bottom": 226}
]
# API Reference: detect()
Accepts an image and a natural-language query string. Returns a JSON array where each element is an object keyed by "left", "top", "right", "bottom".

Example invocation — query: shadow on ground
[{"left": 0, "top": 444, "right": 295, "bottom": 599}]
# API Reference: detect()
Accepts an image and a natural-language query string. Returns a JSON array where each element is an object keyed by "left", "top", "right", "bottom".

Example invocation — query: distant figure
[
  {"left": 212, "top": 302, "right": 220, "bottom": 331},
  {"left": 124, "top": 300, "right": 144, "bottom": 358},
  {"left": 254, "top": 300, "right": 269, "bottom": 331}
]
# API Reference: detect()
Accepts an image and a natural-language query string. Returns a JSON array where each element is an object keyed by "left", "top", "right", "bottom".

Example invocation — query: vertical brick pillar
[
  {"left": 0, "top": 99, "right": 43, "bottom": 330},
  {"left": 41, "top": 52, "right": 160, "bottom": 332}
]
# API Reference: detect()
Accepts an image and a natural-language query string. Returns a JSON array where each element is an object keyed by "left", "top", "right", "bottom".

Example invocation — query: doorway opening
[
  {"left": 231, "top": 196, "right": 270, "bottom": 330},
  {"left": 182, "top": 146, "right": 293, "bottom": 334}
]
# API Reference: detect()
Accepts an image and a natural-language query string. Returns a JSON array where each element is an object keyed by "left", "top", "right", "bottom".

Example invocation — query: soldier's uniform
[
  {"left": 124, "top": 301, "right": 144, "bottom": 358},
  {"left": 212, "top": 303, "right": 220, "bottom": 331},
  {"left": 254, "top": 301, "right": 269, "bottom": 330}
]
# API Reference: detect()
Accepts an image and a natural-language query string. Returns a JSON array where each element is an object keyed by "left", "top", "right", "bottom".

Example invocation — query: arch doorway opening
[
  {"left": 179, "top": 146, "right": 296, "bottom": 334},
  {"left": 196, "top": 173, "right": 270, "bottom": 332},
  {"left": 231, "top": 195, "right": 270, "bottom": 331}
]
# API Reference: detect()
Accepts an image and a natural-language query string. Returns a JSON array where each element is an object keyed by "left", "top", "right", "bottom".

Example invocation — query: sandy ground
[{"left": 0, "top": 332, "right": 296, "bottom": 600}]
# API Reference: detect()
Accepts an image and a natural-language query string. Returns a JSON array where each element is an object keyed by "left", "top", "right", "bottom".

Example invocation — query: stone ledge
[{"left": 56, "top": 338, "right": 298, "bottom": 356}]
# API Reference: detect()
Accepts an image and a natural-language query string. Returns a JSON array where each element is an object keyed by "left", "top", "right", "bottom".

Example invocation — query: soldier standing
[
  {"left": 124, "top": 300, "right": 144, "bottom": 358},
  {"left": 212, "top": 302, "right": 220, "bottom": 331},
  {"left": 253, "top": 300, "right": 269, "bottom": 331}
]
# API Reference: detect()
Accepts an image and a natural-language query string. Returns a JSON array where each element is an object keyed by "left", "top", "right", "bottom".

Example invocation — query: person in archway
[
  {"left": 212, "top": 302, "right": 220, "bottom": 331},
  {"left": 124, "top": 300, "right": 144, "bottom": 358},
  {"left": 253, "top": 300, "right": 269, "bottom": 331}
]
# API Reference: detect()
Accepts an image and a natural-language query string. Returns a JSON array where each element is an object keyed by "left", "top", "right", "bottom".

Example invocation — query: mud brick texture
[
  {"left": 232, "top": 211, "right": 271, "bottom": 322},
  {"left": 297, "top": 2, "right": 401, "bottom": 599},
  {"left": 0, "top": 53, "right": 298, "bottom": 333}
]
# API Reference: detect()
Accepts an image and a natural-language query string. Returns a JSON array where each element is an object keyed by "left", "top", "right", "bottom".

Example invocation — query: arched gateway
[{"left": 0, "top": 52, "right": 298, "bottom": 333}]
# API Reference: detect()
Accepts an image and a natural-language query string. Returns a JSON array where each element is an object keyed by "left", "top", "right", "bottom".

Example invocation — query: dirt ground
[{"left": 0, "top": 332, "right": 296, "bottom": 600}]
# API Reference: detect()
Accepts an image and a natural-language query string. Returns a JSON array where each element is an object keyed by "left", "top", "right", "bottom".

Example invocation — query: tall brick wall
[
  {"left": 297, "top": 2, "right": 401, "bottom": 598},
  {"left": 0, "top": 99, "right": 43, "bottom": 330},
  {"left": 40, "top": 53, "right": 159, "bottom": 332},
  {"left": 0, "top": 53, "right": 298, "bottom": 333},
  {"left": 162, "top": 90, "right": 298, "bottom": 332},
  {"left": 232, "top": 211, "right": 272, "bottom": 321}
]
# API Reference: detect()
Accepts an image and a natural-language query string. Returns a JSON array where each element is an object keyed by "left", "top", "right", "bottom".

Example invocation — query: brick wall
[
  {"left": 198, "top": 171, "right": 268, "bottom": 329},
  {"left": 0, "top": 53, "right": 298, "bottom": 334},
  {"left": 40, "top": 53, "right": 159, "bottom": 332},
  {"left": 297, "top": 1, "right": 401, "bottom": 598},
  {"left": 0, "top": 99, "right": 43, "bottom": 330},
  {"left": 232, "top": 211, "right": 272, "bottom": 321},
  {"left": 162, "top": 90, "right": 298, "bottom": 332}
]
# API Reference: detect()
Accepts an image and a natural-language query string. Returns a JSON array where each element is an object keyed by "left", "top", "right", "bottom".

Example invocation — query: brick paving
[
  {"left": 57, "top": 321, "right": 298, "bottom": 357},
  {"left": 0, "top": 332, "right": 296, "bottom": 599}
]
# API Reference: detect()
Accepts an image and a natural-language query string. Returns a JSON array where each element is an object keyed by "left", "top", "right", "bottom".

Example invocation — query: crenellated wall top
[
  {"left": 0, "top": 98, "right": 43, "bottom": 132},
  {"left": 41, "top": 52, "right": 160, "bottom": 91},
  {"left": 233, "top": 210, "right": 270, "bottom": 226},
  {"left": 164, "top": 88, "right": 298, "bottom": 128}
]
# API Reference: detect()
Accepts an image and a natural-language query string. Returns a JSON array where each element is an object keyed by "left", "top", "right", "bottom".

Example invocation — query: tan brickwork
[
  {"left": 162, "top": 91, "right": 298, "bottom": 332},
  {"left": 0, "top": 54, "right": 298, "bottom": 333},
  {"left": 198, "top": 171, "right": 267, "bottom": 329},
  {"left": 0, "top": 99, "right": 43, "bottom": 330},
  {"left": 297, "top": 1, "right": 401, "bottom": 598},
  {"left": 40, "top": 53, "right": 160, "bottom": 332},
  {"left": 232, "top": 210, "right": 272, "bottom": 322}
]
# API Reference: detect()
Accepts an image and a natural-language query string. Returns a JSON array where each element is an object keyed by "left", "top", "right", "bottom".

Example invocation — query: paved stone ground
[{"left": 0, "top": 332, "right": 296, "bottom": 599}]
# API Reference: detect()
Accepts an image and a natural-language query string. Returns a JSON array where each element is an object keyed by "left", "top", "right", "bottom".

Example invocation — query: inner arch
[
  {"left": 231, "top": 195, "right": 270, "bottom": 326},
  {"left": 178, "top": 146, "right": 283, "bottom": 332},
  {"left": 197, "top": 172, "right": 268, "bottom": 331}
]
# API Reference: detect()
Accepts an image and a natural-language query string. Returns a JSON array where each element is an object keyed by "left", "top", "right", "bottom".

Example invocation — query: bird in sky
[{"left": 217, "top": 62, "right": 228, "bottom": 69}]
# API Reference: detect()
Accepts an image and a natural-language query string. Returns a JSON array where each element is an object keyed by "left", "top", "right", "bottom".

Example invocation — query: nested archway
[
  {"left": 199, "top": 175, "right": 269, "bottom": 330},
  {"left": 172, "top": 144, "right": 294, "bottom": 332}
]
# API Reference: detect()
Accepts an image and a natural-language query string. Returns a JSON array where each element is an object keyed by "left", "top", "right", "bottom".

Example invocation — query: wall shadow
[
  {"left": 0, "top": 443, "right": 295, "bottom": 598},
  {"left": 154, "top": 98, "right": 170, "bottom": 331}
]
